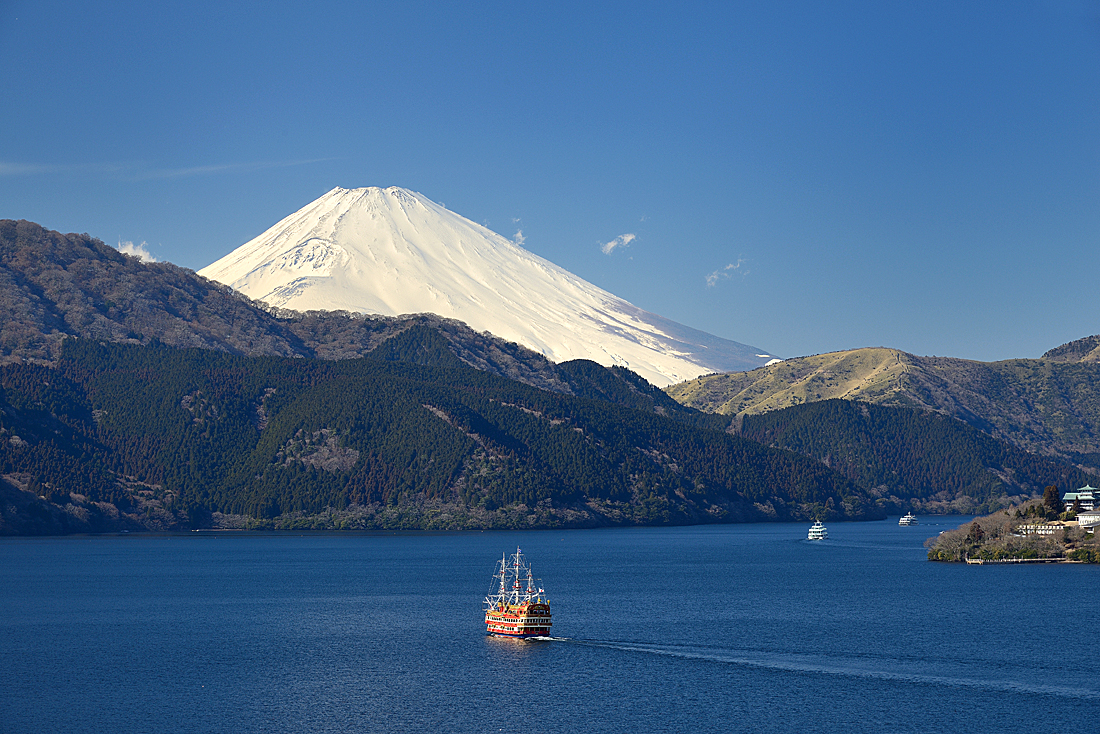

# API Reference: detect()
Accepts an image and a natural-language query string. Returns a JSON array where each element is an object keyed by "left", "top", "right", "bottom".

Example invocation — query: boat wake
[{"left": 558, "top": 639, "right": 1100, "bottom": 701}]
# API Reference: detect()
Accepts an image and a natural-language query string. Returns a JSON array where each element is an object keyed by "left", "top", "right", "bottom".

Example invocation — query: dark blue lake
[{"left": 2, "top": 517, "right": 1096, "bottom": 733}]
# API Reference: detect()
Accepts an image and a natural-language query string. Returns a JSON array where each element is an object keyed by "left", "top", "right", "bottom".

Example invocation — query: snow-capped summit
[{"left": 199, "top": 186, "right": 775, "bottom": 386}]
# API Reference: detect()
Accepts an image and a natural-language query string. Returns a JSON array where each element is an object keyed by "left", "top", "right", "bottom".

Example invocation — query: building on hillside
[
  {"left": 1016, "top": 522, "right": 1068, "bottom": 536},
  {"left": 1063, "top": 485, "right": 1098, "bottom": 511},
  {"left": 1076, "top": 509, "right": 1100, "bottom": 533}
]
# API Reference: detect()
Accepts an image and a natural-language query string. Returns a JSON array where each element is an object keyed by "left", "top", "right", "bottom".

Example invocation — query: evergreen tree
[{"left": 1043, "top": 485, "right": 1064, "bottom": 515}]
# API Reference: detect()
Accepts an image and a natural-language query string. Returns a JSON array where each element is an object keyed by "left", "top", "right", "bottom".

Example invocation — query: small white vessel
[
  {"left": 807, "top": 520, "right": 828, "bottom": 540},
  {"left": 898, "top": 512, "right": 918, "bottom": 526}
]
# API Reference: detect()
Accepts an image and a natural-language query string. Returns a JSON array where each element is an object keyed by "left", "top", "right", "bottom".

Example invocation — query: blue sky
[{"left": 2, "top": 0, "right": 1098, "bottom": 364}]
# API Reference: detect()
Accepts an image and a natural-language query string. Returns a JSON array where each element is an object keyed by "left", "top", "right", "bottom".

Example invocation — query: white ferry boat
[
  {"left": 807, "top": 520, "right": 828, "bottom": 540},
  {"left": 898, "top": 512, "right": 918, "bottom": 526}
]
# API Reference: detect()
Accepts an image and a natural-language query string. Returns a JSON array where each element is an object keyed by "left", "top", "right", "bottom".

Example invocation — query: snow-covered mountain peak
[
  {"left": 199, "top": 187, "right": 775, "bottom": 386},
  {"left": 329, "top": 186, "right": 443, "bottom": 214}
]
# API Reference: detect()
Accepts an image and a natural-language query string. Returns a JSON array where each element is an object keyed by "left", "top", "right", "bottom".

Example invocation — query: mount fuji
[{"left": 199, "top": 187, "right": 776, "bottom": 387}]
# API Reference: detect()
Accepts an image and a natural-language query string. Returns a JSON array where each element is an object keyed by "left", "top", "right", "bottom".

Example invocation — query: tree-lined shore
[{"left": 926, "top": 490, "right": 1100, "bottom": 562}]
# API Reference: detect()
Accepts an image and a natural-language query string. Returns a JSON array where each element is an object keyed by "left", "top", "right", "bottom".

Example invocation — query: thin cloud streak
[
  {"left": 0, "top": 158, "right": 334, "bottom": 180},
  {"left": 0, "top": 162, "right": 60, "bottom": 176},
  {"left": 133, "top": 158, "right": 336, "bottom": 180},
  {"left": 0, "top": 161, "right": 129, "bottom": 177}
]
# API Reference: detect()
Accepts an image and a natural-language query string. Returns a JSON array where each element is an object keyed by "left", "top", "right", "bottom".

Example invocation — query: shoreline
[{"left": 963, "top": 556, "right": 1081, "bottom": 564}]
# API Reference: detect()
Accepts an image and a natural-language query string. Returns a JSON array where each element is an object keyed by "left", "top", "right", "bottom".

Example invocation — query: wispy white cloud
[
  {"left": 705, "top": 259, "right": 747, "bottom": 287},
  {"left": 133, "top": 164, "right": 238, "bottom": 180},
  {"left": 131, "top": 158, "right": 336, "bottom": 180},
  {"left": 513, "top": 229, "right": 526, "bottom": 246},
  {"left": 117, "top": 240, "right": 157, "bottom": 263},
  {"left": 0, "top": 158, "right": 333, "bottom": 180},
  {"left": 0, "top": 161, "right": 127, "bottom": 177},
  {"left": 0, "top": 162, "right": 61, "bottom": 176},
  {"left": 601, "top": 233, "right": 636, "bottom": 255}
]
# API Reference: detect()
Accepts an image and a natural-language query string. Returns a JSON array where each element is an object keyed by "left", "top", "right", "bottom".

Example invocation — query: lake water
[{"left": 2, "top": 517, "right": 1097, "bottom": 733}]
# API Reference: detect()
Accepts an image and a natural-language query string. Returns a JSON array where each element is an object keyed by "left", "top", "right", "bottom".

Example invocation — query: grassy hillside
[
  {"left": 667, "top": 347, "right": 1100, "bottom": 469},
  {"left": 1042, "top": 334, "right": 1100, "bottom": 363},
  {"left": 667, "top": 348, "right": 913, "bottom": 415}
]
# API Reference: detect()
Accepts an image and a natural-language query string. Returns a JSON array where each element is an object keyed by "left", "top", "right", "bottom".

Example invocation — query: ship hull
[
  {"left": 485, "top": 603, "right": 551, "bottom": 638},
  {"left": 486, "top": 630, "right": 548, "bottom": 639}
]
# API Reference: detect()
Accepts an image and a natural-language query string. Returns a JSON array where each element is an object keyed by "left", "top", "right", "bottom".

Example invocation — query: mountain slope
[
  {"left": 0, "top": 219, "right": 757, "bottom": 411},
  {"left": 666, "top": 348, "right": 913, "bottom": 415},
  {"left": 0, "top": 335, "right": 878, "bottom": 534},
  {"left": 0, "top": 219, "right": 583, "bottom": 392},
  {"left": 667, "top": 346, "right": 1100, "bottom": 469},
  {"left": 1042, "top": 334, "right": 1100, "bottom": 363},
  {"left": 0, "top": 219, "right": 305, "bottom": 361},
  {"left": 199, "top": 186, "right": 774, "bottom": 386},
  {"left": 738, "top": 399, "right": 1093, "bottom": 515}
]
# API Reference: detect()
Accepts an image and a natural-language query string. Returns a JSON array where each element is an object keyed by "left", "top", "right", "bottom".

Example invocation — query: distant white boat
[
  {"left": 898, "top": 513, "right": 918, "bottom": 526},
  {"left": 807, "top": 521, "right": 828, "bottom": 540}
]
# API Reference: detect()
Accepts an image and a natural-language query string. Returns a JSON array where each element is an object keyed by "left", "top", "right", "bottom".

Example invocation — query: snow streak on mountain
[{"left": 199, "top": 187, "right": 775, "bottom": 386}]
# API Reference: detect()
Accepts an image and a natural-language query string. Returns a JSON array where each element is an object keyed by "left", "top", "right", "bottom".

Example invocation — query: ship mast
[
  {"left": 525, "top": 567, "right": 535, "bottom": 603},
  {"left": 485, "top": 546, "right": 548, "bottom": 611},
  {"left": 486, "top": 552, "right": 508, "bottom": 611},
  {"left": 511, "top": 547, "right": 523, "bottom": 605}
]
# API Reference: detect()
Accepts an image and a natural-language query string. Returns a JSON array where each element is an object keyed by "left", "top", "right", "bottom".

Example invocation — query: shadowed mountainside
[
  {"left": 737, "top": 399, "right": 1093, "bottom": 515},
  {"left": 0, "top": 333, "right": 879, "bottom": 534}
]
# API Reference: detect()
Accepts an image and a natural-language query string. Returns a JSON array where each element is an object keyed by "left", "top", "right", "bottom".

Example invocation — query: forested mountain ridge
[
  {"left": 738, "top": 400, "right": 1093, "bottom": 515},
  {"left": 666, "top": 345, "right": 1100, "bottom": 470},
  {"left": 0, "top": 333, "right": 878, "bottom": 534}
]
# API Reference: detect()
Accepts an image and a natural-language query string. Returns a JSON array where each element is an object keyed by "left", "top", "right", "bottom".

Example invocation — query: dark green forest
[
  {"left": 1, "top": 330, "right": 876, "bottom": 534},
  {"left": 740, "top": 399, "right": 1093, "bottom": 514}
]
